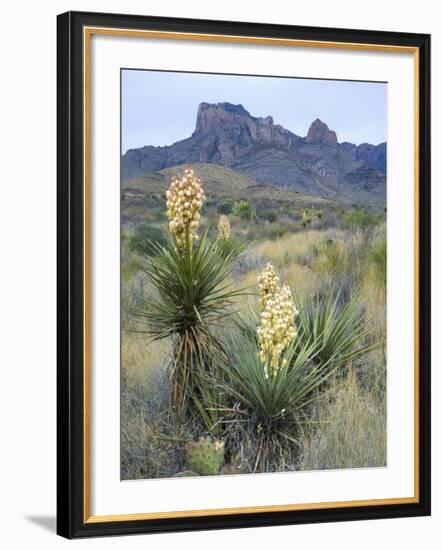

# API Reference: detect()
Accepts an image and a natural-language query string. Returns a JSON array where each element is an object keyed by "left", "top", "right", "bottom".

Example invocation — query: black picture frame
[{"left": 57, "top": 10, "right": 431, "bottom": 539}]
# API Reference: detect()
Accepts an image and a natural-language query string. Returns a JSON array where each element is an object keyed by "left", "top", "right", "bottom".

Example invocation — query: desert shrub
[
  {"left": 301, "top": 209, "right": 312, "bottom": 228},
  {"left": 153, "top": 210, "right": 167, "bottom": 222},
  {"left": 217, "top": 201, "right": 233, "bottom": 215},
  {"left": 309, "top": 238, "right": 349, "bottom": 276},
  {"left": 266, "top": 225, "right": 289, "bottom": 240},
  {"left": 233, "top": 200, "right": 252, "bottom": 220},
  {"left": 308, "top": 238, "right": 335, "bottom": 258},
  {"left": 341, "top": 208, "right": 380, "bottom": 232},
  {"left": 263, "top": 210, "right": 278, "bottom": 223},
  {"left": 129, "top": 223, "right": 168, "bottom": 257}
]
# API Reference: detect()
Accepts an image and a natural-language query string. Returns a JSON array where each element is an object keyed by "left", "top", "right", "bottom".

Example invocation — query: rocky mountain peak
[
  {"left": 305, "top": 118, "right": 338, "bottom": 146},
  {"left": 194, "top": 102, "right": 251, "bottom": 135},
  {"left": 122, "top": 102, "right": 385, "bottom": 203}
]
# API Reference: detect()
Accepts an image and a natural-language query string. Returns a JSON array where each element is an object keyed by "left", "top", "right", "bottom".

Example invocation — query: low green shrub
[
  {"left": 233, "top": 200, "right": 252, "bottom": 220},
  {"left": 263, "top": 210, "right": 278, "bottom": 223},
  {"left": 266, "top": 225, "right": 289, "bottom": 240},
  {"left": 341, "top": 208, "right": 380, "bottom": 232},
  {"left": 129, "top": 223, "right": 168, "bottom": 257},
  {"left": 217, "top": 201, "right": 233, "bottom": 215}
]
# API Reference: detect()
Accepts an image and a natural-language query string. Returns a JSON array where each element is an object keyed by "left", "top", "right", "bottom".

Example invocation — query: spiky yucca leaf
[{"left": 295, "top": 291, "right": 379, "bottom": 367}]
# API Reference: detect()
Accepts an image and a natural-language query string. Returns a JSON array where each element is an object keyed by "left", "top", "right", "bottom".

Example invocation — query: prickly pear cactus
[{"left": 185, "top": 435, "right": 225, "bottom": 475}]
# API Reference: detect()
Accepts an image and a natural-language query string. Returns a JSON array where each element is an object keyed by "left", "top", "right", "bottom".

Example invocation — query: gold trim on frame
[{"left": 83, "top": 26, "right": 421, "bottom": 524}]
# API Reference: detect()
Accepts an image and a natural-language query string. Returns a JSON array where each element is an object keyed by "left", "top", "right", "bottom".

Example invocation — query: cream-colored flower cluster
[
  {"left": 218, "top": 215, "right": 231, "bottom": 240},
  {"left": 166, "top": 167, "right": 206, "bottom": 247},
  {"left": 258, "top": 263, "right": 280, "bottom": 310},
  {"left": 256, "top": 265, "right": 298, "bottom": 377}
]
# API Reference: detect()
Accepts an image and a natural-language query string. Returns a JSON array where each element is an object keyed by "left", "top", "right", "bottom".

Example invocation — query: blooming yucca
[
  {"left": 139, "top": 167, "right": 246, "bottom": 421},
  {"left": 166, "top": 167, "right": 206, "bottom": 248},
  {"left": 257, "top": 284, "right": 298, "bottom": 377},
  {"left": 218, "top": 215, "right": 231, "bottom": 240},
  {"left": 257, "top": 262, "right": 280, "bottom": 310}
]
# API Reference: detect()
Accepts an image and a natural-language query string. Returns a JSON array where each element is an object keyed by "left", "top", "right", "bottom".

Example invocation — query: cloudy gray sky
[{"left": 122, "top": 69, "right": 387, "bottom": 153}]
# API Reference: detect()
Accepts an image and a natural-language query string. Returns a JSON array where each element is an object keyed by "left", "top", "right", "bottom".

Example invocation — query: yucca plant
[
  {"left": 234, "top": 292, "right": 378, "bottom": 369},
  {"left": 132, "top": 167, "right": 251, "bottom": 421},
  {"left": 135, "top": 229, "right": 246, "bottom": 421},
  {"left": 214, "top": 263, "right": 343, "bottom": 472},
  {"left": 295, "top": 291, "right": 379, "bottom": 367},
  {"left": 214, "top": 215, "right": 245, "bottom": 260},
  {"left": 219, "top": 334, "right": 336, "bottom": 472},
  {"left": 214, "top": 234, "right": 245, "bottom": 261}
]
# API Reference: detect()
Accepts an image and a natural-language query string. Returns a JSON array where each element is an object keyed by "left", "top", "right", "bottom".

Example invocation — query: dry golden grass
[
  {"left": 360, "top": 271, "right": 386, "bottom": 341},
  {"left": 281, "top": 263, "right": 321, "bottom": 301},
  {"left": 122, "top": 332, "right": 170, "bottom": 392},
  {"left": 252, "top": 230, "right": 333, "bottom": 266},
  {"left": 240, "top": 230, "right": 344, "bottom": 302},
  {"left": 299, "top": 367, "right": 386, "bottom": 471}
]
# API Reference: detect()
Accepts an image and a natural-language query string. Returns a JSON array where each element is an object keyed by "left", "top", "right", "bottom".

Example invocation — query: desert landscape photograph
[{"left": 120, "top": 69, "right": 387, "bottom": 480}]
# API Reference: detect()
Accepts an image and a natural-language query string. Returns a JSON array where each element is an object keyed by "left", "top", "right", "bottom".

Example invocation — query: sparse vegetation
[
  {"left": 121, "top": 165, "right": 387, "bottom": 480},
  {"left": 341, "top": 208, "right": 381, "bottom": 232},
  {"left": 128, "top": 223, "right": 168, "bottom": 257}
]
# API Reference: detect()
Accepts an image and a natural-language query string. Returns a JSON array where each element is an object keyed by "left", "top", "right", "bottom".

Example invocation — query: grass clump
[
  {"left": 370, "top": 237, "right": 387, "bottom": 288},
  {"left": 299, "top": 368, "right": 386, "bottom": 470}
]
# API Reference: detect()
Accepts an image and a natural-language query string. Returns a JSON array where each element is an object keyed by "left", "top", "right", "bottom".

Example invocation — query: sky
[{"left": 122, "top": 69, "right": 387, "bottom": 154}]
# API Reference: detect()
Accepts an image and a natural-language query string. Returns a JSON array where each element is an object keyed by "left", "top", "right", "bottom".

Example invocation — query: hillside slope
[{"left": 121, "top": 163, "right": 342, "bottom": 227}]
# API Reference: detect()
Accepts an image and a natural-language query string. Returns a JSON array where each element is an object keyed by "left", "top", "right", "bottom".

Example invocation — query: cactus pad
[{"left": 185, "top": 435, "right": 225, "bottom": 476}]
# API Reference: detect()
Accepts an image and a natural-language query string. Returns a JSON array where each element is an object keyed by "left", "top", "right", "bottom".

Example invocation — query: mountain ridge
[{"left": 122, "top": 102, "right": 386, "bottom": 204}]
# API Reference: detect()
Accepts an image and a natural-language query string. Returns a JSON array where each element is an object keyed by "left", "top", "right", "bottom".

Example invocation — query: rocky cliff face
[
  {"left": 122, "top": 102, "right": 386, "bottom": 202},
  {"left": 341, "top": 141, "right": 386, "bottom": 175}
]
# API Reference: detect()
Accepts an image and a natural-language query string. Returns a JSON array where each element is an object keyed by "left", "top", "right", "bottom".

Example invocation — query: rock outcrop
[
  {"left": 122, "top": 102, "right": 386, "bottom": 202},
  {"left": 305, "top": 118, "right": 338, "bottom": 146}
]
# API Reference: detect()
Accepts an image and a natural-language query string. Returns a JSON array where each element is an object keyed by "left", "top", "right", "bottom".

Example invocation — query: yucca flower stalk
[
  {"left": 214, "top": 215, "right": 245, "bottom": 260},
  {"left": 218, "top": 215, "right": 231, "bottom": 240},
  {"left": 256, "top": 264, "right": 298, "bottom": 376},
  {"left": 257, "top": 262, "right": 280, "bottom": 309},
  {"left": 257, "top": 284, "right": 298, "bottom": 377},
  {"left": 166, "top": 167, "right": 205, "bottom": 248}
]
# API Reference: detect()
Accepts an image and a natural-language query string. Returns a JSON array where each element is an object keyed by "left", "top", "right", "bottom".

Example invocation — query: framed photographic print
[{"left": 57, "top": 11, "right": 431, "bottom": 538}]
